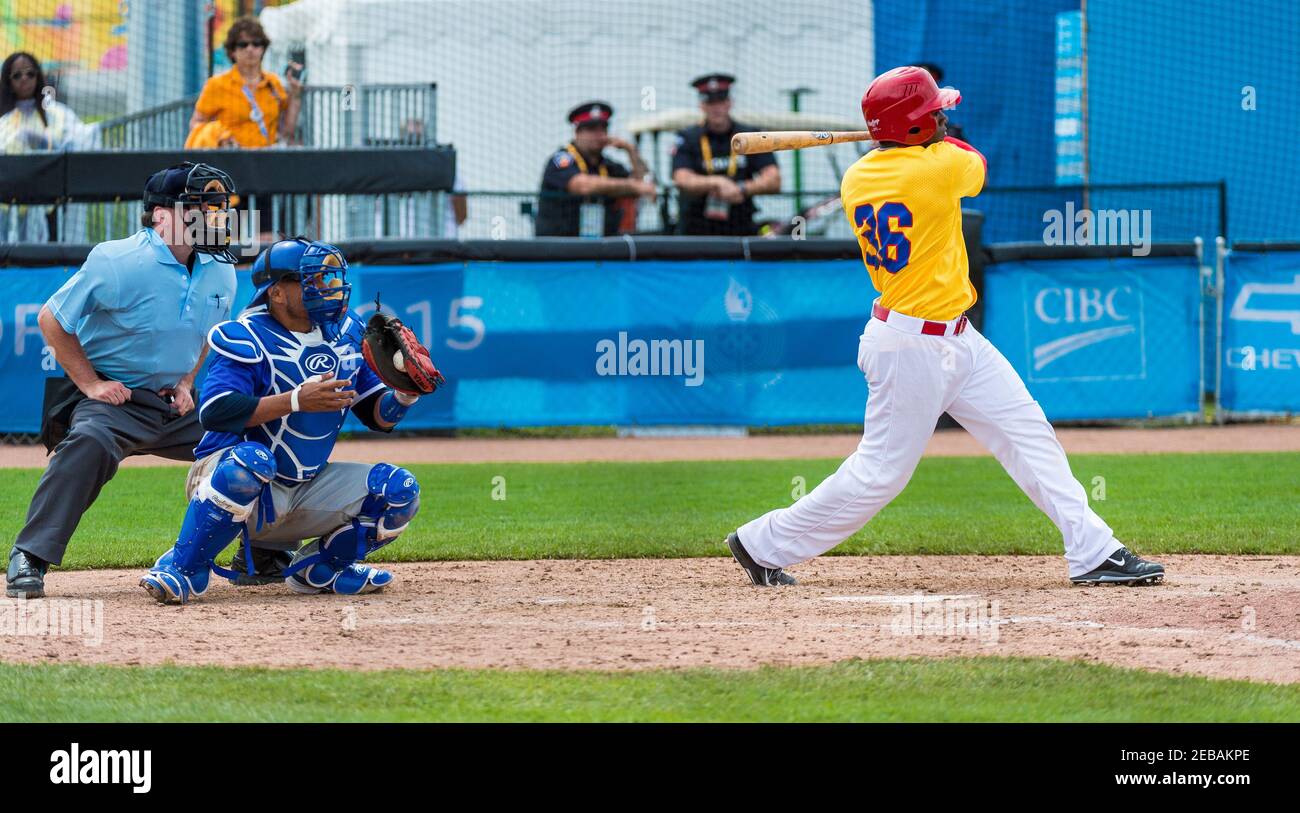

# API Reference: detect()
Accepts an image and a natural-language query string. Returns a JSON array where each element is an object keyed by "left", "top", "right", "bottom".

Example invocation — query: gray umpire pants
[{"left": 14, "top": 398, "right": 201, "bottom": 566}]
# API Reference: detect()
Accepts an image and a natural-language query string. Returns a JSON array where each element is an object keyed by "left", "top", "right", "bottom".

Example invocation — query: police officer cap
[
  {"left": 568, "top": 101, "right": 613, "bottom": 128},
  {"left": 692, "top": 73, "right": 735, "bottom": 102}
]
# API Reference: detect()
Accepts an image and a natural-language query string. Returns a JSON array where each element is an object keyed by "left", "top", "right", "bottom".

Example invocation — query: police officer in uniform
[
  {"left": 672, "top": 74, "right": 781, "bottom": 235},
  {"left": 535, "top": 101, "right": 656, "bottom": 237}
]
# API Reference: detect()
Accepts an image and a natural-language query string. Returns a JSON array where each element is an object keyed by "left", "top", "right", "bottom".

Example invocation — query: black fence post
[{"left": 1218, "top": 179, "right": 1228, "bottom": 243}]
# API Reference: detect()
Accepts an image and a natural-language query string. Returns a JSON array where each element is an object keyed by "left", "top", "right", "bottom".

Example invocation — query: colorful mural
[{"left": 0, "top": 0, "right": 127, "bottom": 72}]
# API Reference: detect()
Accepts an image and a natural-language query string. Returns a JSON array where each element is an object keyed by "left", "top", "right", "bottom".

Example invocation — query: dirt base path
[
  {"left": 4, "top": 555, "right": 1297, "bottom": 683},
  {"left": 2, "top": 424, "right": 1297, "bottom": 468}
]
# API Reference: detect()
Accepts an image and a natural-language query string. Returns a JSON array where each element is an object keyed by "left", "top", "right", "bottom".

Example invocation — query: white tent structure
[{"left": 261, "top": 0, "right": 874, "bottom": 209}]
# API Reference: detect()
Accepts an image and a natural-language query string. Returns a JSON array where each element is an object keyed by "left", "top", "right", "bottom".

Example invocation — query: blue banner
[
  {"left": 982, "top": 257, "right": 1203, "bottom": 420},
  {"left": 0, "top": 266, "right": 80, "bottom": 433},
  {"left": 1221, "top": 251, "right": 1300, "bottom": 416},
  {"left": 0, "top": 260, "right": 880, "bottom": 432}
]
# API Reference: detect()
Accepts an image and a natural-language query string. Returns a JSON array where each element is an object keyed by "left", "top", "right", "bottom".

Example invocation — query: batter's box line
[
  {"left": 348, "top": 616, "right": 1300, "bottom": 650},
  {"left": 1011, "top": 617, "right": 1300, "bottom": 651}
]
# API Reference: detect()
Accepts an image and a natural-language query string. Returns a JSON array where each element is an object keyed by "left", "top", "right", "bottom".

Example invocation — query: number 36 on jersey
[{"left": 853, "top": 202, "right": 913, "bottom": 274}]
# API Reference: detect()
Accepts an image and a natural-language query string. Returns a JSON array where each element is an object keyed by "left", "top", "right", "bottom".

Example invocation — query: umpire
[{"left": 5, "top": 162, "right": 239, "bottom": 599}]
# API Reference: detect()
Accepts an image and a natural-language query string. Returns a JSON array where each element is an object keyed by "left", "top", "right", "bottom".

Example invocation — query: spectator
[
  {"left": 446, "top": 172, "right": 467, "bottom": 238},
  {"left": 0, "top": 51, "right": 91, "bottom": 241},
  {"left": 535, "top": 101, "right": 655, "bottom": 237},
  {"left": 916, "top": 62, "right": 966, "bottom": 140},
  {"left": 187, "top": 17, "right": 302, "bottom": 149},
  {"left": 671, "top": 74, "right": 781, "bottom": 236},
  {"left": 400, "top": 117, "right": 465, "bottom": 238}
]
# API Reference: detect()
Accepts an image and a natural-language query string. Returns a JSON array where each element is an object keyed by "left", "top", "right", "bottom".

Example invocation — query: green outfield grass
[
  {"left": 1, "top": 658, "right": 1296, "bottom": 722},
  {"left": 1, "top": 452, "right": 1296, "bottom": 569}
]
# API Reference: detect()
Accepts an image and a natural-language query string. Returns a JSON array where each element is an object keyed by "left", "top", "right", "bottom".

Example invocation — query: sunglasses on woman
[
  {"left": 234, "top": 40, "right": 268, "bottom": 50},
  {"left": 9, "top": 69, "right": 37, "bottom": 80}
]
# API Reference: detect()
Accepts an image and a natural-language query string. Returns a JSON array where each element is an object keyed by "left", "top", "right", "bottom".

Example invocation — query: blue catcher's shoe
[
  {"left": 140, "top": 549, "right": 213, "bottom": 605},
  {"left": 140, "top": 442, "right": 276, "bottom": 605},
  {"left": 284, "top": 539, "right": 393, "bottom": 595}
]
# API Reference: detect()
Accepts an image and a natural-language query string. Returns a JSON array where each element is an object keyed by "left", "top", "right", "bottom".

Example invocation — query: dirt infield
[
  {"left": 3, "top": 555, "right": 1297, "bottom": 683},
  {"left": 4, "top": 426, "right": 1296, "bottom": 683},
  {"left": 2, "top": 424, "right": 1298, "bottom": 468}
]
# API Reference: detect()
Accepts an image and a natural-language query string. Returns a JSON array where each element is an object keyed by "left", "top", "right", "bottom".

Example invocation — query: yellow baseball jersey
[{"left": 841, "top": 140, "right": 985, "bottom": 321}]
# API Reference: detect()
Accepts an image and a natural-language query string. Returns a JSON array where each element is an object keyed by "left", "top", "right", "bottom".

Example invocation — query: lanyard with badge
[
  {"left": 567, "top": 143, "right": 608, "bottom": 238},
  {"left": 240, "top": 75, "right": 282, "bottom": 143},
  {"left": 699, "top": 134, "right": 738, "bottom": 221}
]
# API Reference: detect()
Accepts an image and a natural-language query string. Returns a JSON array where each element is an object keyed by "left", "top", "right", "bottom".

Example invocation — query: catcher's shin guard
[
  {"left": 285, "top": 463, "right": 419, "bottom": 595},
  {"left": 141, "top": 443, "right": 275, "bottom": 604}
]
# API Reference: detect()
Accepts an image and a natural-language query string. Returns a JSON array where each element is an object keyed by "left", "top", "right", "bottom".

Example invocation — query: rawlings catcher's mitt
[{"left": 362, "top": 311, "right": 446, "bottom": 396}]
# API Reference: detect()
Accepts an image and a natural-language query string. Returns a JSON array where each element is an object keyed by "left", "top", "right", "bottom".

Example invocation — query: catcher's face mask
[
  {"left": 297, "top": 243, "right": 351, "bottom": 332},
  {"left": 143, "top": 162, "right": 238, "bottom": 263},
  {"left": 249, "top": 239, "right": 351, "bottom": 337}
]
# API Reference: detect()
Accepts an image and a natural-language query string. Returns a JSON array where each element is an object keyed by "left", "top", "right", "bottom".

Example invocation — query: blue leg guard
[
  {"left": 286, "top": 464, "right": 419, "bottom": 596},
  {"left": 140, "top": 443, "right": 275, "bottom": 605}
]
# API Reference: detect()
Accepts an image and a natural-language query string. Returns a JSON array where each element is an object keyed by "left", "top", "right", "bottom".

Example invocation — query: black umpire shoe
[
  {"left": 6, "top": 547, "right": 49, "bottom": 599},
  {"left": 727, "top": 532, "right": 798, "bottom": 586},
  {"left": 228, "top": 539, "right": 295, "bottom": 586},
  {"left": 1070, "top": 547, "right": 1165, "bottom": 586}
]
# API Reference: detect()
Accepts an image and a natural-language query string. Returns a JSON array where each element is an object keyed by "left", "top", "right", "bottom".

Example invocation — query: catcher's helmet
[
  {"left": 143, "top": 161, "right": 239, "bottom": 262},
  {"left": 249, "top": 238, "right": 351, "bottom": 336},
  {"left": 861, "top": 66, "right": 962, "bottom": 146}
]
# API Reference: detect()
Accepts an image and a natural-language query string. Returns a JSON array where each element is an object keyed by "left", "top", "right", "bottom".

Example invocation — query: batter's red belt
[{"left": 871, "top": 302, "right": 969, "bottom": 336}]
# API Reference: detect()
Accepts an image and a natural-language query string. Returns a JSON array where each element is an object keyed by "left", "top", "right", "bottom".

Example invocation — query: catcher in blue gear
[{"left": 140, "top": 238, "right": 445, "bottom": 604}]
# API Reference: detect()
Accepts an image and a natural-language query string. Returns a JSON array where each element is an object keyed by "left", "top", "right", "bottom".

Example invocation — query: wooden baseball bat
[{"left": 730, "top": 130, "right": 872, "bottom": 155}]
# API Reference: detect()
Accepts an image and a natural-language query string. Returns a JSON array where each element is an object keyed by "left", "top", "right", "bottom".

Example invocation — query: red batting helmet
[{"left": 861, "top": 66, "right": 962, "bottom": 145}]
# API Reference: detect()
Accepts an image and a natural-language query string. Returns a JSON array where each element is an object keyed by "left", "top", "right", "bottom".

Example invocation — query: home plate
[{"left": 824, "top": 594, "right": 980, "bottom": 604}]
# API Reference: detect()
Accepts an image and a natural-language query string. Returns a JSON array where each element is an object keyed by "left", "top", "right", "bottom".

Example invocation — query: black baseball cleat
[
  {"left": 6, "top": 547, "right": 49, "bottom": 599},
  {"left": 1070, "top": 547, "right": 1165, "bottom": 586},
  {"left": 228, "top": 539, "right": 295, "bottom": 586},
  {"left": 727, "top": 532, "right": 797, "bottom": 586}
]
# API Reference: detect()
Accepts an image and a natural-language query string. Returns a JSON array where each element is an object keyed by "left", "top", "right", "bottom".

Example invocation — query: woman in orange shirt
[{"left": 188, "top": 17, "right": 302, "bottom": 149}]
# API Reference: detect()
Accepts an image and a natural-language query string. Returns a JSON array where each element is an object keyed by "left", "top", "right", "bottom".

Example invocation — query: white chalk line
[
  {"left": 358, "top": 611, "right": 1300, "bottom": 652},
  {"left": 824, "top": 594, "right": 979, "bottom": 604}
]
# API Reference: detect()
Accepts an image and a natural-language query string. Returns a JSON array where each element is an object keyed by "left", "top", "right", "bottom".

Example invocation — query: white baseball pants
[{"left": 738, "top": 307, "right": 1123, "bottom": 578}]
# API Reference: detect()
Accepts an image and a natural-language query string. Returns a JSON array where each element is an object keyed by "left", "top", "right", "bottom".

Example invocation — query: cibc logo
[{"left": 1025, "top": 283, "right": 1145, "bottom": 382}]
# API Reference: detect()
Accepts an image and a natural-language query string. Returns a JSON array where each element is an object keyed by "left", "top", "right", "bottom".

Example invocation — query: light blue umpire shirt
[{"left": 44, "top": 227, "right": 237, "bottom": 393}]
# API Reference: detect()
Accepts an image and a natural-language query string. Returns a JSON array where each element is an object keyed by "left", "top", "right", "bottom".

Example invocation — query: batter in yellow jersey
[
  {"left": 841, "top": 135, "right": 986, "bottom": 321},
  {"left": 725, "top": 66, "right": 1165, "bottom": 590}
]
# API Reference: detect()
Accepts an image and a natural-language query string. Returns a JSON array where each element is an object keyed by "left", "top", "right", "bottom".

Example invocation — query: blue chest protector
[{"left": 197, "top": 309, "right": 383, "bottom": 483}]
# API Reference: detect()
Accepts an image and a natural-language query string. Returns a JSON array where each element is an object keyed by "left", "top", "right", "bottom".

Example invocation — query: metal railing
[
  {"left": 94, "top": 83, "right": 438, "bottom": 151},
  {"left": 299, "top": 84, "right": 437, "bottom": 147},
  {"left": 97, "top": 96, "right": 197, "bottom": 151}
]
